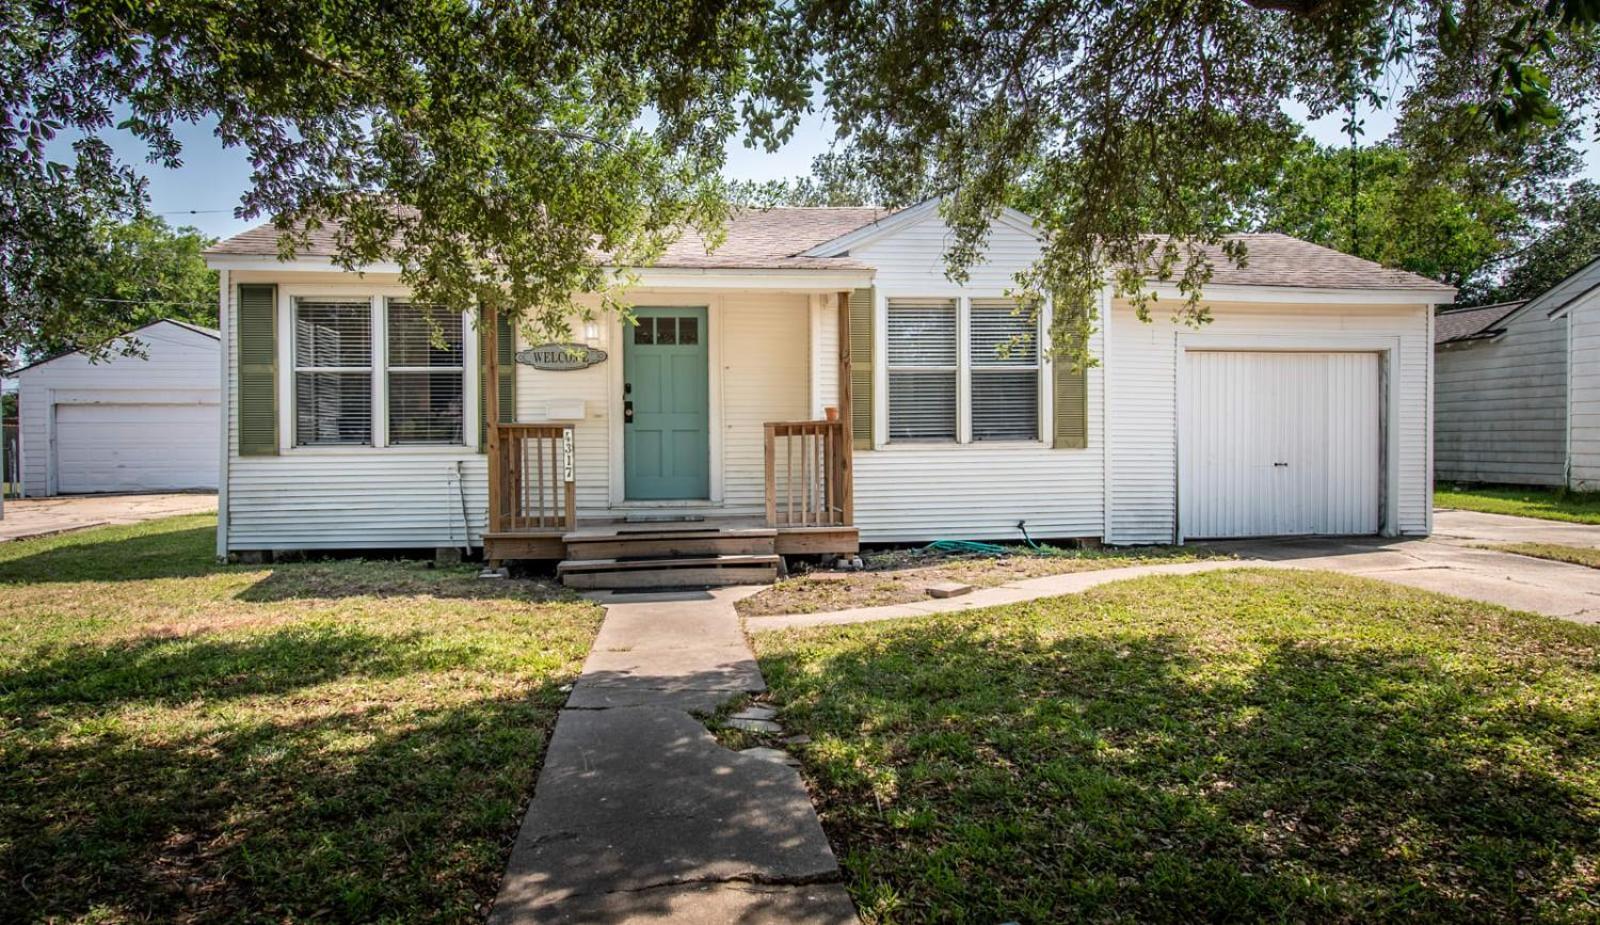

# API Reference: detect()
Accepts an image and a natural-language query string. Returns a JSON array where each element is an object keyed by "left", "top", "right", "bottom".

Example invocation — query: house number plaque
[{"left": 562, "top": 429, "right": 575, "bottom": 483}]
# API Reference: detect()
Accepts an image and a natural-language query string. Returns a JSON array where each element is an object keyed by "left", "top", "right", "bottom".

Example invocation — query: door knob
[
  {"left": 1273, "top": 461, "right": 1288, "bottom": 467},
  {"left": 624, "top": 400, "right": 634, "bottom": 424}
]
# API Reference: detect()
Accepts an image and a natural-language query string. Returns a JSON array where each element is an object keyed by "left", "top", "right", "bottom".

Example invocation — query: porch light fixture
[{"left": 583, "top": 320, "right": 601, "bottom": 343}]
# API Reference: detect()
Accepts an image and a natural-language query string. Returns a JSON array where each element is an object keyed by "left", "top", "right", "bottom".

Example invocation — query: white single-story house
[
  {"left": 1435, "top": 255, "right": 1600, "bottom": 489},
  {"left": 15, "top": 319, "right": 221, "bottom": 497},
  {"left": 204, "top": 201, "right": 1453, "bottom": 586}
]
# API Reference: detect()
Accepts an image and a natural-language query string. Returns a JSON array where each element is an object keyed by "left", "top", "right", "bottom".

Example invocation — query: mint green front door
[{"left": 624, "top": 307, "right": 710, "bottom": 500}]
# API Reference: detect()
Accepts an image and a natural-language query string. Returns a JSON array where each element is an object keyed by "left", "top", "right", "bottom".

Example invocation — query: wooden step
[
  {"left": 562, "top": 528, "right": 777, "bottom": 561},
  {"left": 558, "top": 554, "right": 780, "bottom": 590}
]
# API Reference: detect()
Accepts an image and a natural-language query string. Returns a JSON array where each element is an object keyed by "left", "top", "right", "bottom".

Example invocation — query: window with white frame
[
  {"left": 887, "top": 299, "right": 958, "bottom": 441},
  {"left": 291, "top": 296, "right": 468, "bottom": 448},
  {"left": 387, "top": 300, "right": 465, "bottom": 444},
  {"left": 970, "top": 299, "right": 1039, "bottom": 441},
  {"left": 886, "top": 296, "right": 1042, "bottom": 444},
  {"left": 294, "top": 299, "right": 374, "bottom": 446}
]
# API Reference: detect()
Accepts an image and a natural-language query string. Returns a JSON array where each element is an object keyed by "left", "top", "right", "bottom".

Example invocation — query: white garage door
[
  {"left": 55, "top": 403, "right": 218, "bottom": 494},
  {"left": 1180, "top": 351, "right": 1381, "bottom": 539}
]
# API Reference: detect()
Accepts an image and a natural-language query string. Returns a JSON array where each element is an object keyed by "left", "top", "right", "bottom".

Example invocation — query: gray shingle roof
[
  {"left": 206, "top": 207, "right": 892, "bottom": 270},
  {"left": 1160, "top": 233, "right": 1456, "bottom": 292},
  {"left": 207, "top": 209, "right": 1456, "bottom": 292},
  {"left": 1434, "top": 301, "right": 1526, "bottom": 344}
]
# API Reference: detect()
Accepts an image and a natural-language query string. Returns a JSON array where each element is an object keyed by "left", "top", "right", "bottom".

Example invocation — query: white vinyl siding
[
  {"left": 1107, "top": 298, "right": 1432, "bottom": 544},
  {"left": 851, "top": 209, "right": 1106, "bottom": 543},
  {"left": 1434, "top": 305, "right": 1567, "bottom": 486},
  {"left": 886, "top": 299, "right": 958, "bottom": 441},
  {"left": 17, "top": 321, "right": 220, "bottom": 497},
  {"left": 1563, "top": 284, "right": 1600, "bottom": 489}
]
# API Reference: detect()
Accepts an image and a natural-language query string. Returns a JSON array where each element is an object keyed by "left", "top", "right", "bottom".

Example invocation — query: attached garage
[
  {"left": 1179, "top": 350, "right": 1383, "bottom": 539},
  {"left": 16, "top": 320, "right": 220, "bottom": 497}
]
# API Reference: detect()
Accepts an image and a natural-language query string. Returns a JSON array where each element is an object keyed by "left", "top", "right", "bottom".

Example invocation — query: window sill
[
  {"left": 281, "top": 444, "right": 477, "bottom": 456},
  {"left": 875, "top": 440, "right": 1053, "bottom": 451}
]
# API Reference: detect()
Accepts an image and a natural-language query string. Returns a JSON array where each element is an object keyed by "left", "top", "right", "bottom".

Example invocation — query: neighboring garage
[
  {"left": 1178, "top": 349, "right": 1385, "bottom": 540},
  {"left": 15, "top": 320, "right": 220, "bottom": 497}
]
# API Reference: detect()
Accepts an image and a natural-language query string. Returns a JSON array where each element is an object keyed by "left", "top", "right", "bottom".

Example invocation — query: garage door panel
[
  {"left": 56, "top": 403, "right": 218, "bottom": 493},
  {"left": 1181, "top": 351, "right": 1379, "bottom": 539}
]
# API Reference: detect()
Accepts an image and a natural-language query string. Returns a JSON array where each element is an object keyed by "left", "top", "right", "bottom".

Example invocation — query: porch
[{"left": 480, "top": 290, "right": 861, "bottom": 588}]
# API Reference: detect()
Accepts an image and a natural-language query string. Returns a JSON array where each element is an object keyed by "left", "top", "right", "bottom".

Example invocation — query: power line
[
  {"left": 158, "top": 208, "right": 233, "bottom": 215},
  {"left": 80, "top": 297, "right": 214, "bottom": 307}
]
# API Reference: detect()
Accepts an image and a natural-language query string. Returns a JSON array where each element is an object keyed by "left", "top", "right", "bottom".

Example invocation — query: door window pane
[
  {"left": 656, "top": 317, "right": 677, "bottom": 344},
  {"left": 679, "top": 316, "right": 699, "bottom": 344},
  {"left": 633, "top": 318, "right": 653, "bottom": 344}
]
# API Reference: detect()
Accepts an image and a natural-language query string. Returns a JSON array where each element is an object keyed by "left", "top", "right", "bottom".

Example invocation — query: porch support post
[
  {"left": 836, "top": 291, "right": 855, "bottom": 525},
  {"left": 485, "top": 305, "right": 502, "bottom": 535}
]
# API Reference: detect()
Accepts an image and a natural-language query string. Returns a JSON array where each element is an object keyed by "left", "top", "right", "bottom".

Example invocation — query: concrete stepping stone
[
  {"left": 727, "top": 717, "right": 782, "bottom": 733},
  {"left": 739, "top": 746, "right": 801, "bottom": 768}
]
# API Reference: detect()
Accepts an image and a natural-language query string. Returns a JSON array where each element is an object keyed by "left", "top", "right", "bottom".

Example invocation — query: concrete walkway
[
  {"left": 491, "top": 588, "right": 857, "bottom": 924},
  {"left": 1433, "top": 508, "right": 1600, "bottom": 548},
  {"left": 0, "top": 492, "right": 216, "bottom": 542},
  {"left": 747, "top": 520, "right": 1600, "bottom": 633}
]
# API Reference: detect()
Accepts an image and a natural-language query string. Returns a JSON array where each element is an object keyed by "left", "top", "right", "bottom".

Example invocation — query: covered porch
[{"left": 480, "top": 283, "right": 864, "bottom": 586}]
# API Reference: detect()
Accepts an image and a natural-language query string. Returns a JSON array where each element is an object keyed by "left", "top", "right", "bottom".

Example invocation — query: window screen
[
  {"left": 294, "top": 299, "right": 373, "bottom": 446},
  {"left": 886, "top": 299, "right": 957, "bottom": 441},
  {"left": 387, "top": 300, "right": 465, "bottom": 445},
  {"left": 970, "top": 299, "right": 1039, "bottom": 441}
]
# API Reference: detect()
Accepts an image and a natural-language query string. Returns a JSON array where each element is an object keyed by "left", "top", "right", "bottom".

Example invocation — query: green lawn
[
  {"left": 0, "top": 515, "right": 602, "bottom": 924},
  {"left": 1436, "top": 485, "right": 1600, "bottom": 524},
  {"left": 1490, "top": 542, "right": 1600, "bottom": 570},
  {"left": 752, "top": 569, "right": 1600, "bottom": 923}
]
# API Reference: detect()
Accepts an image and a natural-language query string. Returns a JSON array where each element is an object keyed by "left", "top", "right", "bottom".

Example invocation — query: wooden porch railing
[
  {"left": 489, "top": 423, "right": 576, "bottom": 533},
  {"left": 764, "top": 420, "right": 852, "bottom": 527}
]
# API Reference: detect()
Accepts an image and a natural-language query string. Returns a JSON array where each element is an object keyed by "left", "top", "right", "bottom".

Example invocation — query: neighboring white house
[
  {"left": 1435, "top": 255, "right": 1600, "bottom": 489},
  {"left": 204, "top": 201, "right": 1452, "bottom": 581},
  {"left": 16, "top": 320, "right": 221, "bottom": 497}
]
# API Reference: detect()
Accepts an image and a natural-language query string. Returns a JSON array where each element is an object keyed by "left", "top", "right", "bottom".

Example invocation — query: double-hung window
[
  {"left": 294, "top": 300, "right": 374, "bottom": 446},
  {"left": 885, "top": 296, "right": 1042, "bottom": 444},
  {"left": 886, "top": 299, "right": 959, "bottom": 441},
  {"left": 970, "top": 299, "right": 1040, "bottom": 441},
  {"left": 387, "top": 300, "right": 465, "bottom": 445},
  {"left": 291, "top": 296, "right": 468, "bottom": 448}
]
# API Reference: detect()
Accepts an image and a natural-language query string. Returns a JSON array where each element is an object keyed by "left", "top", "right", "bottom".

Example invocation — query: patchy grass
[
  {"left": 0, "top": 514, "right": 602, "bottom": 924},
  {"left": 1437, "top": 484, "right": 1600, "bottom": 525},
  {"left": 1490, "top": 542, "right": 1600, "bottom": 570},
  {"left": 736, "top": 544, "right": 1222, "bottom": 616},
  {"left": 752, "top": 569, "right": 1600, "bottom": 923}
]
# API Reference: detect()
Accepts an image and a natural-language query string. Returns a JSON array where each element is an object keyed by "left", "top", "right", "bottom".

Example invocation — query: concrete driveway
[
  {"left": 0, "top": 493, "right": 216, "bottom": 543},
  {"left": 1223, "top": 509, "right": 1600, "bottom": 625}
]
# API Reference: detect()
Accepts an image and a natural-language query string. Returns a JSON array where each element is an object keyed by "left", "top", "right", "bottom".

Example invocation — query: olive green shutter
[
  {"left": 848, "top": 287, "right": 874, "bottom": 449},
  {"left": 237, "top": 284, "right": 278, "bottom": 456},
  {"left": 1052, "top": 308, "right": 1088, "bottom": 449},
  {"left": 496, "top": 313, "right": 516, "bottom": 422}
]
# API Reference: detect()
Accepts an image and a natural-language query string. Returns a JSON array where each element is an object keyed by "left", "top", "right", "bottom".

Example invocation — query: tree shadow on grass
[
  {"left": 761, "top": 622, "right": 1600, "bottom": 922},
  {"left": 0, "top": 525, "right": 225, "bottom": 582},
  {"left": 0, "top": 630, "right": 575, "bottom": 923},
  {"left": 0, "top": 624, "right": 487, "bottom": 720}
]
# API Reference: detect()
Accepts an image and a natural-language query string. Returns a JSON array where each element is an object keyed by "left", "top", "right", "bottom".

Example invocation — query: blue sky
[{"left": 128, "top": 102, "right": 1599, "bottom": 242}]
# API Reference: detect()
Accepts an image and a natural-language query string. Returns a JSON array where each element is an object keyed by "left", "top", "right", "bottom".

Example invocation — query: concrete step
[
  {"left": 562, "top": 528, "right": 778, "bottom": 561},
  {"left": 558, "top": 554, "right": 781, "bottom": 590}
]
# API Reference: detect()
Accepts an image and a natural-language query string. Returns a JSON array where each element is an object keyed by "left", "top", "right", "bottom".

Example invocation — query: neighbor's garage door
[
  {"left": 55, "top": 403, "right": 218, "bottom": 494},
  {"left": 1180, "top": 351, "right": 1380, "bottom": 538}
]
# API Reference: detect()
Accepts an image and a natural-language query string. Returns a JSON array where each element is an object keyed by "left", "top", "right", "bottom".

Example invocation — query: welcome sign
[{"left": 515, "top": 343, "right": 608, "bottom": 371}]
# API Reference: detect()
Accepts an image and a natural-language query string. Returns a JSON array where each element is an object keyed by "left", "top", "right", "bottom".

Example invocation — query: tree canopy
[
  {"left": 1475, "top": 179, "right": 1600, "bottom": 304},
  {"left": 2, "top": 0, "right": 1596, "bottom": 357},
  {"left": 4, "top": 215, "right": 216, "bottom": 366}
]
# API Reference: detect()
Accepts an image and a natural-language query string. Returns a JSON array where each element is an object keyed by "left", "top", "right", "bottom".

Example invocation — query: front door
[{"left": 624, "top": 307, "right": 710, "bottom": 500}]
